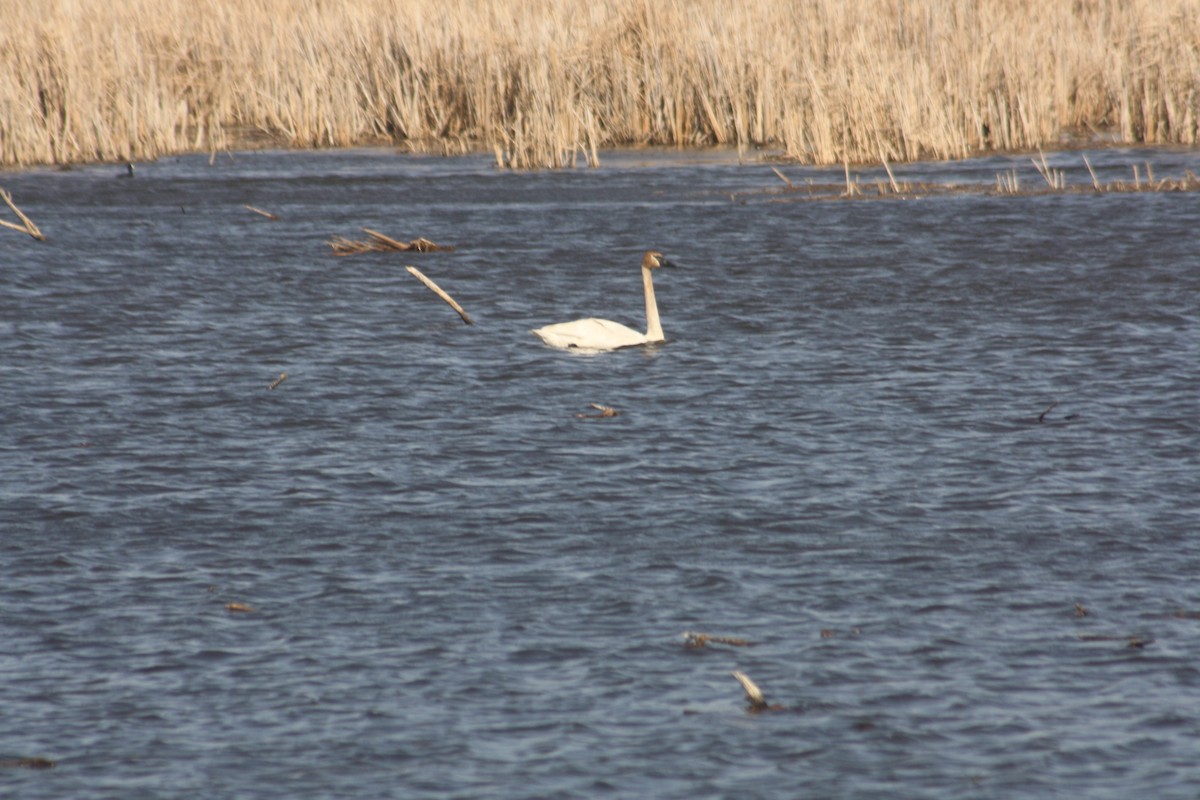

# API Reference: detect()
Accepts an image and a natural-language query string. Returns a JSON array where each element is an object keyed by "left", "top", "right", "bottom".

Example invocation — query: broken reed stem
[
  {"left": 682, "top": 631, "right": 754, "bottom": 648},
  {"left": 843, "top": 161, "right": 858, "bottom": 197},
  {"left": 244, "top": 204, "right": 280, "bottom": 220},
  {"left": 363, "top": 228, "right": 410, "bottom": 250},
  {"left": 328, "top": 230, "right": 454, "bottom": 255},
  {"left": 1032, "top": 150, "right": 1064, "bottom": 190},
  {"left": 576, "top": 403, "right": 620, "bottom": 418},
  {"left": 1082, "top": 154, "right": 1100, "bottom": 191},
  {"left": 881, "top": 155, "right": 900, "bottom": 193},
  {"left": 405, "top": 265, "right": 473, "bottom": 325},
  {"left": 771, "top": 166, "right": 793, "bottom": 188},
  {"left": 0, "top": 188, "right": 45, "bottom": 240},
  {"left": 995, "top": 168, "right": 1019, "bottom": 194}
]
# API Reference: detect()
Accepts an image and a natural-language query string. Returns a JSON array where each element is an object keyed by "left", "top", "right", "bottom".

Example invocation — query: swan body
[{"left": 532, "top": 251, "right": 670, "bottom": 351}]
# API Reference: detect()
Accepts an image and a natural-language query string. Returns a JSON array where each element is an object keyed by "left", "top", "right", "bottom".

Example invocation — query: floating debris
[
  {"left": 576, "top": 403, "right": 620, "bottom": 419},
  {"left": 0, "top": 758, "right": 56, "bottom": 769},
  {"left": 1015, "top": 400, "right": 1079, "bottom": 426},
  {"left": 820, "top": 627, "right": 862, "bottom": 639},
  {"left": 225, "top": 602, "right": 255, "bottom": 613},
  {"left": 405, "top": 265, "right": 473, "bottom": 325},
  {"left": 1078, "top": 633, "right": 1155, "bottom": 648},
  {"left": 682, "top": 631, "right": 754, "bottom": 649},
  {"left": 268, "top": 372, "right": 288, "bottom": 391},
  {"left": 730, "top": 670, "right": 788, "bottom": 712},
  {"left": 731, "top": 670, "right": 767, "bottom": 710},
  {"left": 244, "top": 204, "right": 280, "bottom": 221},
  {"left": 0, "top": 187, "right": 44, "bottom": 241},
  {"left": 1074, "top": 603, "right": 1088, "bottom": 617},
  {"left": 328, "top": 229, "right": 454, "bottom": 256}
]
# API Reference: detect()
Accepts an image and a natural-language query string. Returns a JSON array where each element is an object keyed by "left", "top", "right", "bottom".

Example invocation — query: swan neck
[{"left": 642, "top": 265, "right": 663, "bottom": 341}]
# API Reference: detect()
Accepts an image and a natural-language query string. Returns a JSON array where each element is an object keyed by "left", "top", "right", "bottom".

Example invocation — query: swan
[{"left": 532, "top": 250, "right": 672, "bottom": 351}]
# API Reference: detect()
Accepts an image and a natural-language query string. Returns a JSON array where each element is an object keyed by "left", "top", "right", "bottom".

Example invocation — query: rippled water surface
[{"left": 3, "top": 147, "right": 1200, "bottom": 798}]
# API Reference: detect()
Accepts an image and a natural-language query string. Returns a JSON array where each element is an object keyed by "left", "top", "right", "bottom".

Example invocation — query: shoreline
[{"left": 4, "top": 142, "right": 1198, "bottom": 212}]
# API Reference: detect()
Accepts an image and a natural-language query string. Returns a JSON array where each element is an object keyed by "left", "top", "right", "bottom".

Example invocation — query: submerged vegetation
[{"left": 2, "top": 0, "right": 1199, "bottom": 169}]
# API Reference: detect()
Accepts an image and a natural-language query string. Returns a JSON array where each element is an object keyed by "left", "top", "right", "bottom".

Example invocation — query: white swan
[{"left": 532, "top": 250, "right": 671, "bottom": 351}]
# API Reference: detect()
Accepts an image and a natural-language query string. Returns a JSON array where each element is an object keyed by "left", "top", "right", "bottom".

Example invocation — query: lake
[{"left": 2, "top": 146, "right": 1199, "bottom": 798}]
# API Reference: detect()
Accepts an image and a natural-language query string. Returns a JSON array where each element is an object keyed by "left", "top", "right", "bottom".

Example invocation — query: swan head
[{"left": 642, "top": 250, "right": 671, "bottom": 270}]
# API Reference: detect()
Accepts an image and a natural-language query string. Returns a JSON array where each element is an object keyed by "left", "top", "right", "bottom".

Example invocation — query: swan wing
[{"left": 532, "top": 318, "right": 650, "bottom": 351}]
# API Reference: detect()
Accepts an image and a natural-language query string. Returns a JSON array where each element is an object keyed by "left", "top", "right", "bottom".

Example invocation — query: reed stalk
[
  {"left": 0, "top": 187, "right": 44, "bottom": 239},
  {"left": 405, "top": 266, "right": 473, "bottom": 325},
  {"left": 2, "top": 0, "right": 1199, "bottom": 169}
]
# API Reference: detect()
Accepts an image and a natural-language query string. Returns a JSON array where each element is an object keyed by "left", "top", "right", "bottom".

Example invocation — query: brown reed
[
  {"left": 0, "top": 187, "right": 44, "bottom": 239},
  {"left": 2, "top": 0, "right": 1198, "bottom": 169},
  {"left": 327, "top": 230, "right": 454, "bottom": 256}
]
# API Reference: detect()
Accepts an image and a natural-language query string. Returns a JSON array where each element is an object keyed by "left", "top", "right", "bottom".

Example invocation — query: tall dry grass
[{"left": 2, "top": 0, "right": 1199, "bottom": 169}]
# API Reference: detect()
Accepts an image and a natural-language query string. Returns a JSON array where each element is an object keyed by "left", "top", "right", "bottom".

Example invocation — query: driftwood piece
[
  {"left": 405, "top": 265, "right": 473, "bottom": 325},
  {"left": 244, "top": 204, "right": 279, "bottom": 221},
  {"left": 732, "top": 670, "right": 769, "bottom": 710},
  {"left": 576, "top": 403, "right": 620, "bottom": 419},
  {"left": 0, "top": 758, "right": 56, "bottom": 769},
  {"left": 1077, "top": 633, "right": 1155, "bottom": 648},
  {"left": 328, "top": 229, "right": 454, "bottom": 256},
  {"left": 268, "top": 372, "right": 288, "bottom": 390},
  {"left": 682, "top": 631, "right": 754, "bottom": 649},
  {"left": 0, "top": 187, "right": 44, "bottom": 240}
]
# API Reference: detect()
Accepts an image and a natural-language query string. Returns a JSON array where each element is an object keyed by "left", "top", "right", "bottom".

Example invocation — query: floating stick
[
  {"left": 771, "top": 166, "right": 793, "bottom": 188},
  {"left": 405, "top": 266, "right": 473, "bottom": 325},
  {"left": 1082, "top": 155, "right": 1101, "bottom": 191},
  {"left": 0, "top": 758, "right": 56, "bottom": 769},
  {"left": 576, "top": 403, "right": 620, "bottom": 419},
  {"left": 244, "top": 204, "right": 280, "bottom": 221},
  {"left": 225, "top": 602, "right": 255, "bottom": 613},
  {"left": 1038, "top": 400, "right": 1059, "bottom": 424},
  {"left": 682, "top": 631, "right": 754, "bottom": 648},
  {"left": 0, "top": 188, "right": 44, "bottom": 240},
  {"left": 731, "top": 670, "right": 769, "bottom": 711},
  {"left": 1078, "top": 633, "right": 1154, "bottom": 648},
  {"left": 328, "top": 229, "right": 454, "bottom": 255},
  {"left": 268, "top": 372, "right": 288, "bottom": 390},
  {"left": 363, "top": 228, "right": 410, "bottom": 249}
]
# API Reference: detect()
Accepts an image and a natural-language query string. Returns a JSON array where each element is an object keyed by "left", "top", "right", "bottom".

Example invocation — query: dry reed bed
[{"left": 2, "top": 0, "right": 1199, "bottom": 169}]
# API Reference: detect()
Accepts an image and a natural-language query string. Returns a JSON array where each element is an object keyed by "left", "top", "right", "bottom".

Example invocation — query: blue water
[{"left": 2, "top": 147, "right": 1199, "bottom": 798}]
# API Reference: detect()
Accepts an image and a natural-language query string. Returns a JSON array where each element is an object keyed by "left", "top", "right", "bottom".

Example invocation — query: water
[{"left": 2, "top": 147, "right": 1199, "bottom": 798}]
